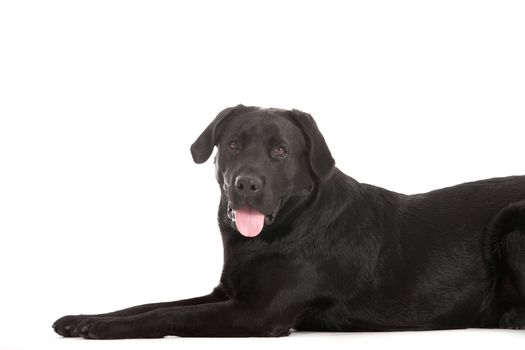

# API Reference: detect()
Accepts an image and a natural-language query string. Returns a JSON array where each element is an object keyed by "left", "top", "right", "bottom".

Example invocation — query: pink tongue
[{"left": 234, "top": 206, "right": 265, "bottom": 237}]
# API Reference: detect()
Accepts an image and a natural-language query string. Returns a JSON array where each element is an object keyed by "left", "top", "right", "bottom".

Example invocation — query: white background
[{"left": 1, "top": 0, "right": 524, "bottom": 349}]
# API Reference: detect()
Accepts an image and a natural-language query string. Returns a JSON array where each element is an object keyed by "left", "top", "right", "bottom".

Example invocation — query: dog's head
[{"left": 191, "top": 105, "right": 335, "bottom": 237}]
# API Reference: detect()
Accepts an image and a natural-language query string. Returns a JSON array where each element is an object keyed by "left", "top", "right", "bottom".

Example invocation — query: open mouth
[{"left": 227, "top": 199, "right": 283, "bottom": 237}]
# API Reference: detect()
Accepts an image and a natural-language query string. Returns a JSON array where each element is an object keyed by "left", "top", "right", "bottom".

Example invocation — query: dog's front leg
[
  {"left": 76, "top": 300, "right": 299, "bottom": 339},
  {"left": 53, "top": 285, "right": 228, "bottom": 337}
]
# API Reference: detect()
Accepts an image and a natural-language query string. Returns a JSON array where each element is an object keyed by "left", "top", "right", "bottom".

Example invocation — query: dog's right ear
[{"left": 190, "top": 105, "right": 244, "bottom": 164}]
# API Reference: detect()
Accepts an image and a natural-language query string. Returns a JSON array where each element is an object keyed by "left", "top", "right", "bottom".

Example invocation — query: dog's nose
[{"left": 234, "top": 175, "right": 263, "bottom": 196}]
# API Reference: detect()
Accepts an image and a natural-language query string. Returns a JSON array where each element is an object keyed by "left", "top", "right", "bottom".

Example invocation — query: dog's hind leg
[
  {"left": 490, "top": 200, "right": 525, "bottom": 329},
  {"left": 499, "top": 225, "right": 525, "bottom": 329}
]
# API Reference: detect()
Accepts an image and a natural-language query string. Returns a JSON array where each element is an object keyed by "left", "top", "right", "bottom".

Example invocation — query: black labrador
[{"left": 53, "top": 105, "right": 525, "bottom": 338}]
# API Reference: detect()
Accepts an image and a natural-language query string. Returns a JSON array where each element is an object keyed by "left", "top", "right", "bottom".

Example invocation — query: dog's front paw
[
  {"left": 73, "top": 317, "right": 121, "bottom": 339},
  {"left": 74, "top": 317, "right": 161, "bottom": 339},
  {"left": 52, "top": 315, "right": 91, "bottom": 337}
]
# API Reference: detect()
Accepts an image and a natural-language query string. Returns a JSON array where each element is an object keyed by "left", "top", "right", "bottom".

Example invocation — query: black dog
[{"left": 53, "top": 105, "right": 525, "bottom": 339}]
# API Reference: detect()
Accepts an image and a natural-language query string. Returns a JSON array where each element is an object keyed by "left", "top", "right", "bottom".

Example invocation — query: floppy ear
[
  {"left": 290, "top": 109, "right": 335, "bottom": 181},
  {"left": 190, "top": 105, "right": 244, "bottom": 164}
]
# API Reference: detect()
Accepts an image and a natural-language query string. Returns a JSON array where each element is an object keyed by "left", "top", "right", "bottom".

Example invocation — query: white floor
[{"left": 2, "top": 327, "right": 523, "bottom": 350}]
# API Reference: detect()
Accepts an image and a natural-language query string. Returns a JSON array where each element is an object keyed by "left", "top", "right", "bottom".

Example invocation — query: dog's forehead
[{"left": 227, "top": 109, "right": 304, "bottom": 144}]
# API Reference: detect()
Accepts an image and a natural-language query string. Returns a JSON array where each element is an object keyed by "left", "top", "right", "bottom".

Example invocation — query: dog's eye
[
  {"left": 272, "top": 145, "right": 288, "bottom": 158},
  {"left": 228, "top": 141, "right": 240, "bottom": 151}
]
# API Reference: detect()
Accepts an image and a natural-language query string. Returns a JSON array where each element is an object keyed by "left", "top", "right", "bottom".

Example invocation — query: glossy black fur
[{"left": 53, "top": 105, "right": 525, "bottom": 339}]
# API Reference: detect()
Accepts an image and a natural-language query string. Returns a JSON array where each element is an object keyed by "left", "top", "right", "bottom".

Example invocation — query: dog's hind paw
[{"left": 499, "top": 308, "right": 525, "bottom": 330}]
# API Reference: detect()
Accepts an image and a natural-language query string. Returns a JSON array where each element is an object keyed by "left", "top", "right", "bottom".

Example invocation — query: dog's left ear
[
  {"left": 190, "top": 105, "right": 245, "bottom": 164},
  {"left": 290, "top": 109, "right": 335, "bottom": 181}
]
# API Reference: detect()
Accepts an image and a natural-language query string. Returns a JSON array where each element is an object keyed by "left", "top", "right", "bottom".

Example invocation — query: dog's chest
[{"left": 220, "top": 249, "right": 314, "bottom": 301}]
